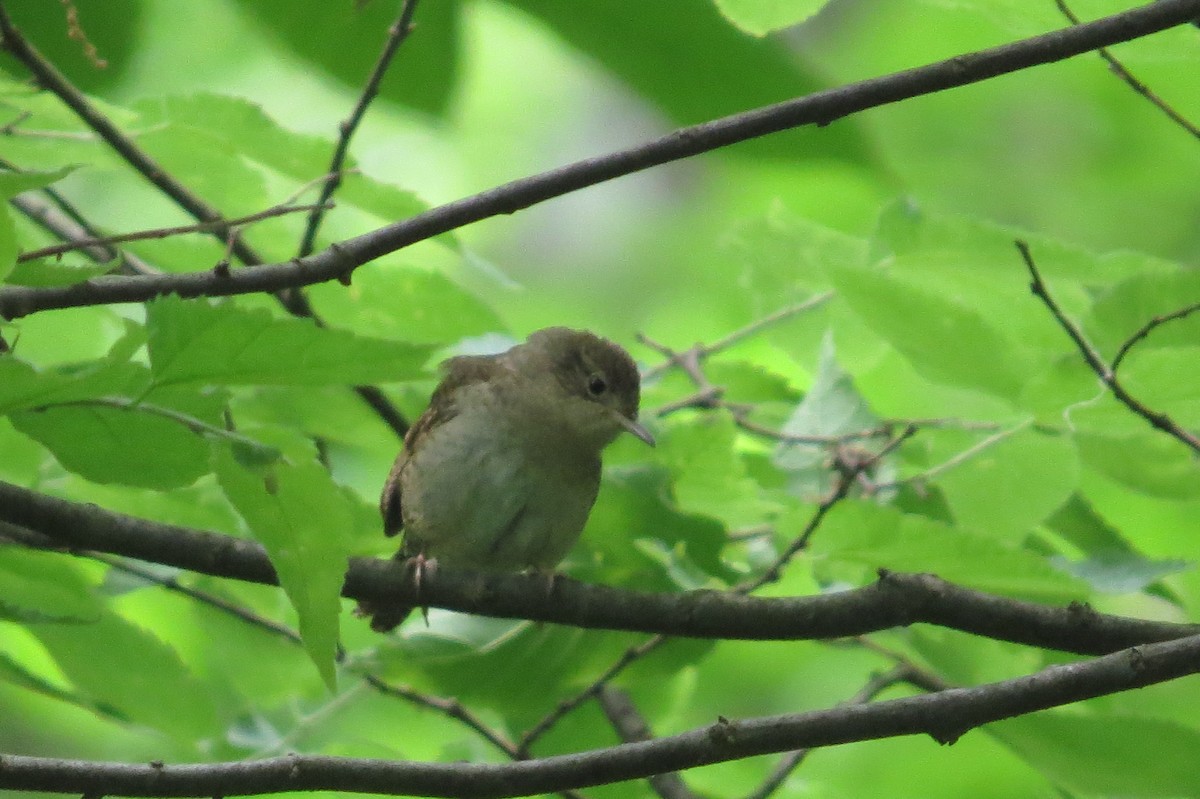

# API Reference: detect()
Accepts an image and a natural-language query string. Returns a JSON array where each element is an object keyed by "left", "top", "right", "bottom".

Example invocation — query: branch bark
[
  {"left": 3, "top": 632, "right": 1199, "bottom": 797},
  {"left": 2, "top": 0, "right": 1198, "bottom": 320},
  {"left": 1, "top": 480, "right": 1195, "bottom": 653}
]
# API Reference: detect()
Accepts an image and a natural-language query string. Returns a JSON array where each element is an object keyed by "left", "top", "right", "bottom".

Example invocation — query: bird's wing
[{"left": 378, "top": 353, "right": 506, "bottom": 538}]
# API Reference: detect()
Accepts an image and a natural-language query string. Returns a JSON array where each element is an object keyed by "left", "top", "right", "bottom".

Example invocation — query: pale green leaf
[
  {"left": 0, "top": 166, "right": 76, "bottom": 199},
  {"left": 935, "top": 426, "right": 1079, "bottom": 542},
  {"left": 5, "top": 259, "right": 111, "bottom": 287},
  {"left": 0, "top": 357, "right": 149, "bottom": 415},
  {"left": 657, "top": 414, "right": 779, "bottom": 528},
  {"left": 712, "top": 0, "right": 828, "bottom": 37},
  {"left": 215, "top": 447, "right": 351, "bottom": 690},
  {"left": 0, "top": 549, "right": 99, "bottom": 623},
  {"left": 145, "top": 295, "right": 434, "bottom": 387},
  {"left": 11, "top": 404, "right": 210, "bottom": 489},
  {"left": 829, "top": 261, "right": 1034, "bottom": 401},
  {"left": 811, "top": 501, "right": 1087, "bottom": 602},
  {"left": 994, "top": 713, "right": 1200, "bottom": 797},
  {"left": 31, "top": 611, "right": 219, "bottom": 741}
]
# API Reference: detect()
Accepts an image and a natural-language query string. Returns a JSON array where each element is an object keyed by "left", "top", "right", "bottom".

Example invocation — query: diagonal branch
[
  {"left": 3, "top": 0, "right": 1199, "bottom": 320},
  {"left": 1016, "top": 240, "right": 1200, "bottom": 453},
  {"left": 1, "top": 480, "right": 1194, "bottom": 654},
  {"left": 3, "top": 632, "right": 1200, "bottom": 797},
  {"left": 1055, "top": 0, "right": 1200, "bottom": 140},
  {"left": 297, "top": 0, "right": 421, "bottom": 259}
]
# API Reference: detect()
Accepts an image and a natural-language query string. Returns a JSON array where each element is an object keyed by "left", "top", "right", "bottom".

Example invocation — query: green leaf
[
  {"left": 1053, "top": 552, "right": 1190, "bottom": 595},
  {"left": 772, "top": 335, "right": 887, "bottom": 498},
  {"left": 1117, "top": 347, "right": 1200, "bottom": 428},
  {"left": 0, "top": 651, "right": 126, "bottom": 722},
  {"left": 145, "top": 295, "right": 434, "bottom": 387},
  {"left": 935, "top": 426, "right": 1078, "bottom": 542},
  {"left": 133, "top": 94, "right": 430, "bottom": 228},
  {"left": 0, "top": 357, "right": 149, "bottom": 415},
  {"left": 829, "top": 260, "right": 1034, "bottom": 401},
  {"left": 1086, "top": 269, "right": 1200, "bottom": 355},
  {"left": 994, "top": 713, "right": 1200, "bottom": 797},
  {"left": 5, "top": 259, "right": 111, "bottom": 287},
  {"left": 811, "top": 501, "right": 1087, "bottom": 603},
  {"left": 584, "top": 466, "right": 734, "bottom": 588},
  {"left": 1075, "top": 429, "right": 1200, "bottom": 500},
  {"left": 0, "top": 549, "right": 99, "bottom": 623},
  {"left": 308, "top": 263, "right": 504, "bottom": 344},
  {"left": 0, "top": 165, "right": 76, "bottom": 199},
  {"left": 0, "top": 204, "right": 14, "bottom": 285},
  {"left": 215, "top": 447, "right": 351, "bottom": 691},
  {"left": 11, "top": 404, "right": 211, "bottom": 489},
  {"left": 657, "top": 414, "right": 779, "bottom": 528},
  {"left": 30, "top": 611, "right": 219, "bottom": 742},
  {"left": 712, "top": 0, "right": 828, "bottom": 37}
]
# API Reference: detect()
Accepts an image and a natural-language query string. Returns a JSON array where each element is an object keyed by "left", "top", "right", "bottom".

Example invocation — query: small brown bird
[{"left": 361, "top": 327, "right": 654, "bottom": 632}]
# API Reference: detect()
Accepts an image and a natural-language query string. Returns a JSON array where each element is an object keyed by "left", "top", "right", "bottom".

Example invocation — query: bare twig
[
  {"left": 297, "top": 0, "right": 420, "bottom": 258},
  {"left": 1111, "top": 301, "right": 1200, "bottom": 372},
  {"left": 520, "top": 425, "right": 916, "bottom": 754},
  {"left": 0, "top": 5, "right": 255, "bottom": 265},
  {"left": 359, "top": 674, "right": 519, "bottom": 757},
  {"left": 737, "top": 426, "right": 917, "bottom": 593},
  {"left": 871, "top": 421, "right": 1030, "bottom": 492},
  {"left": 10, "top": 193, "right": 157, "bottom": 275},
  {"left": 641, "top": 294, "right": 832, "bottom": 381},
  {"left": 1055, "top": 0, "right": 1200, "bottom": 140},
  {"left": 518, "top": 634, "right": 668, "bottom": 756},
  {"left": 51, "top": 543, "right": 540, "bottom": 774},
  {"left": 1017, "top": 240, "right": 1200, "bottom": 453},
  {"left": 9, "top": 480, "right": 1198, "bottom": 653},
  {"left": 19, "top": 202, "right": 331, "bottom": 262}
]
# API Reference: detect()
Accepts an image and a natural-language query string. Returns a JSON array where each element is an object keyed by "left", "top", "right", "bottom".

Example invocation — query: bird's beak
[{"left": 618, "top": 414, "right": 656, "bottom": 447}]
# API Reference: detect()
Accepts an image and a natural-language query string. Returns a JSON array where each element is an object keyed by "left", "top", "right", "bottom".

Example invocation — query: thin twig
[
  {"left": 1111, "top": 301, "right": 1200, "bottom": 372},
  {"left": 96, "top": 555, "right": 302, "bottom": 644},
  {"left": 520, "top": 425, "right": 917, "bottom": 755},
  {"left": 1055, "top": 0, "right": 1200, "bottom": 140},
  {"left": 1016, "top": 240, "right": 1200, "bottom": 453},
  {"left": 871, "top": 420, "right": 1031, "bottom": 492},
  {"left": 641, "top": 294, "right": 832, "bottom": 381},
  {"left": 19, "top": 202, "right": 330, "bottom": 262},
  {"left": 737, "top": 426, "right": 917, "bottom": 593},
  {"left": 518, "top": 634, "right": 668, "bottom": 757},
  {"left": 46, "top": 398, "right": 281, "bottom": 458},
  {"left": 297, "top": 0, "right": 421, "bottom": 259}
]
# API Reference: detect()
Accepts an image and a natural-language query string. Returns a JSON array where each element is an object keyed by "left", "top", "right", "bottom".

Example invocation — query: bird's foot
[{"left": 408, "top": 553, "right": 437, "bottom": 626}]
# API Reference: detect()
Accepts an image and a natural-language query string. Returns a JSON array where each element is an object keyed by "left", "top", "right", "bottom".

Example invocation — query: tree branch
[
  {"left": 1017, "top": 240, "right": 1200, "bottom": 453},
  {"left": 0, "top": 480, "right": 1194, "bottom": 653},
  {"left": 297, "top": 0, "right": 420, "bottom": 259},
  {"left": 3, "top": 0, "right": 1199, "bottom": 320},
  {"left": 3, "top": 632, "right": 1200, "bottom": 797}
]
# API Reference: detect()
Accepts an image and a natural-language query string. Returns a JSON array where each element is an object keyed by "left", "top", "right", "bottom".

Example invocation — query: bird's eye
[{"left": 587, "top": 375, "right": 608, "bottom": 396}]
